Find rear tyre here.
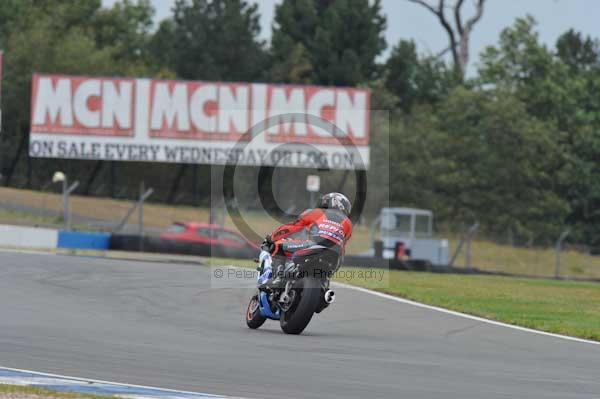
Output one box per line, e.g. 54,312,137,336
279,278,321,335
246,295,266,329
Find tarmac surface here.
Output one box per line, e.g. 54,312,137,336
0,251,598,399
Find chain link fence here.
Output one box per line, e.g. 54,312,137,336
1,176,598,281
448,226,600,280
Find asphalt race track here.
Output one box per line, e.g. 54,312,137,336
0,251,599,399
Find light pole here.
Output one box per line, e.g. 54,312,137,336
52,171,79,231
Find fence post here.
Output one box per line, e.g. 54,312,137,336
465,235,472,271
464,223,479,272
62,179,67,228
113,183,153,235
555,229,571,279
138,182,154,251
53,172,79,231
60,178,80,232
449,222,479,269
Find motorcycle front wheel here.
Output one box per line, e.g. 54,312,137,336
246,294,267,329
279,277,321,335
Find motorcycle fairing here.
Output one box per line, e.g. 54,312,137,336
259,291,280,320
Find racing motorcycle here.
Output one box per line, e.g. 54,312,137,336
245,233,341,335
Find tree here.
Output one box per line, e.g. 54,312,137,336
391,87,568,242
1,23,114,187
270,0,318,83
556,29,599,72
148,18,177,72
312,0,387,85
479,16,554,91
163,0,267,81
554,32,600,245
479,17,600,245
478,17,573,133
385,39,455,111
405,0,486,80
92,0,155,73
30,0,102,30
0,0,25,46
270,42,314,84
0,0,162,188
271,0,386,86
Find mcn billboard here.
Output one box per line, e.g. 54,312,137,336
29,74,371,170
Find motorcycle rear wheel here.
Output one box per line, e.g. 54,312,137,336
279,278,321,335
246,294,267,329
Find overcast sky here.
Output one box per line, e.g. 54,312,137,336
103,0,600,69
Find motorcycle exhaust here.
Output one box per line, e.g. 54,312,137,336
324,290,336,304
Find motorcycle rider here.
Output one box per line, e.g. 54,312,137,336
258,192,353,286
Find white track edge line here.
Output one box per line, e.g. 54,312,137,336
332,281,600,346
220,264,599,346
0,366,246,399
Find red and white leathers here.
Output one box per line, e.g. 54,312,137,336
269,208,353,252
257,207,352,287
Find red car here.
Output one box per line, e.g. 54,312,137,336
160,222,259,258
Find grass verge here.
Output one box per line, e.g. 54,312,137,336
208,257,600,341
0,384,114,399
350,269,600,341
0,209,65,230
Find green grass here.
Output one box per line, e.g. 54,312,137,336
0,208,64,229
0,208,93,232
208,257,600,341
347,269,600,341
0,384,115,399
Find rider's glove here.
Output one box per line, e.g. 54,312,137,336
261,235,274,252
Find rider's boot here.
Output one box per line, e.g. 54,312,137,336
258,263,285,289
257,265,273,288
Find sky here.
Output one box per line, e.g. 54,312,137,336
103,0,600,72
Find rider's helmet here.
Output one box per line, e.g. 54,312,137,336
319,193,352,217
